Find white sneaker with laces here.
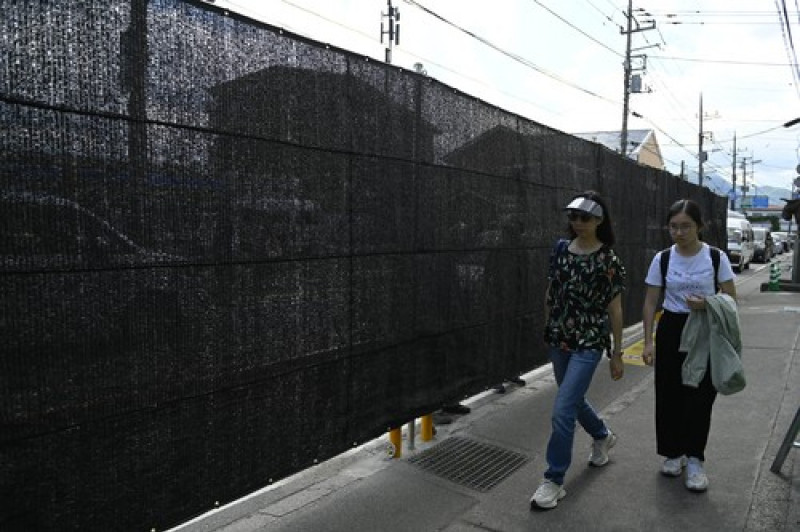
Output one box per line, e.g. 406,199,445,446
685,457,709,491
588,430,617,467
530,479,566,509
661,455,687,477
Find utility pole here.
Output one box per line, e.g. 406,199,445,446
730,132,737,210
741,157,748,211
380,0,400,64
696,95,719,187
620,0,633,155
738,155,762,210
698,94,704,186
620,0,655,155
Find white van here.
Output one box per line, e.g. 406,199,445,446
726,214,754,272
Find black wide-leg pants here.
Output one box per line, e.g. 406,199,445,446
654,310,717,461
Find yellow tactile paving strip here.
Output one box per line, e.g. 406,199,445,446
623,312,660,367
622,339,646,366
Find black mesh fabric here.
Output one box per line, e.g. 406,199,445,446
0,1,727,530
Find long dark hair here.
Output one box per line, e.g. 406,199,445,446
566,190,616,246
666,199,704,239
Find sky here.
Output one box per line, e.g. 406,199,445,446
213,0,800,195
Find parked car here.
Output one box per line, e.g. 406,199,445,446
772,231,790,253
772,232,785,255
726,215,754,271
752,227,773,263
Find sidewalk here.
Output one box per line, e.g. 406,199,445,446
173,256,800,532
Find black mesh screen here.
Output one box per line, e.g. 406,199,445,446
0,1,728,530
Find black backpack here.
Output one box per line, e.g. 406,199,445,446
660,246,721,293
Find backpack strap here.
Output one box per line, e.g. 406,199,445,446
710,246,721,293
549,238,569,278
660,245,721,292
659,247,671,290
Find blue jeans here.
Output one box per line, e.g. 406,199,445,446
544,346,608,485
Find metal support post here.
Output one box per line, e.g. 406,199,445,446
389,427,402,458
420,414,434,442
770,406,800,473
793,241,800,283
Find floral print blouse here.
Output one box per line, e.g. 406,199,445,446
544,239,626,354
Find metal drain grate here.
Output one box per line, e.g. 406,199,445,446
407,436,529,492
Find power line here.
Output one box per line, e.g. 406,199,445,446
661,21,796,25
397,50,565,118
626,109,697,162
224,0,378,45
580,0,623,27
644,69,698,136
774,0,800,99
402,0,620,104
626,5,800,171
649,55,800,66
529,0,622,57
646,9,799,16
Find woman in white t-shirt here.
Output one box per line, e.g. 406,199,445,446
641,199,736,493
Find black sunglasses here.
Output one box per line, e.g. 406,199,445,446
567,212,595,222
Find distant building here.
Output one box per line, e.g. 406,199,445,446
573,129,664,170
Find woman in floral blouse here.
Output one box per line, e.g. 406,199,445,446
531,191,627,510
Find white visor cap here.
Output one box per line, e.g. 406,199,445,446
564,197,603,218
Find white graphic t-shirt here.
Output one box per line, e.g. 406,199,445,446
644,243,735,313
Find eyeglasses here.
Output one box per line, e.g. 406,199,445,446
567,212,595,222
668,223,695,234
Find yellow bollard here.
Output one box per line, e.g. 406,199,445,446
388,427,402,458
420,414,434,442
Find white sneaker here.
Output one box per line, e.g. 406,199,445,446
530,479,566,509
588,431,617,467
661,455,687,477
685,457,709,492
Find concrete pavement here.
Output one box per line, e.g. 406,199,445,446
172,253,799,532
